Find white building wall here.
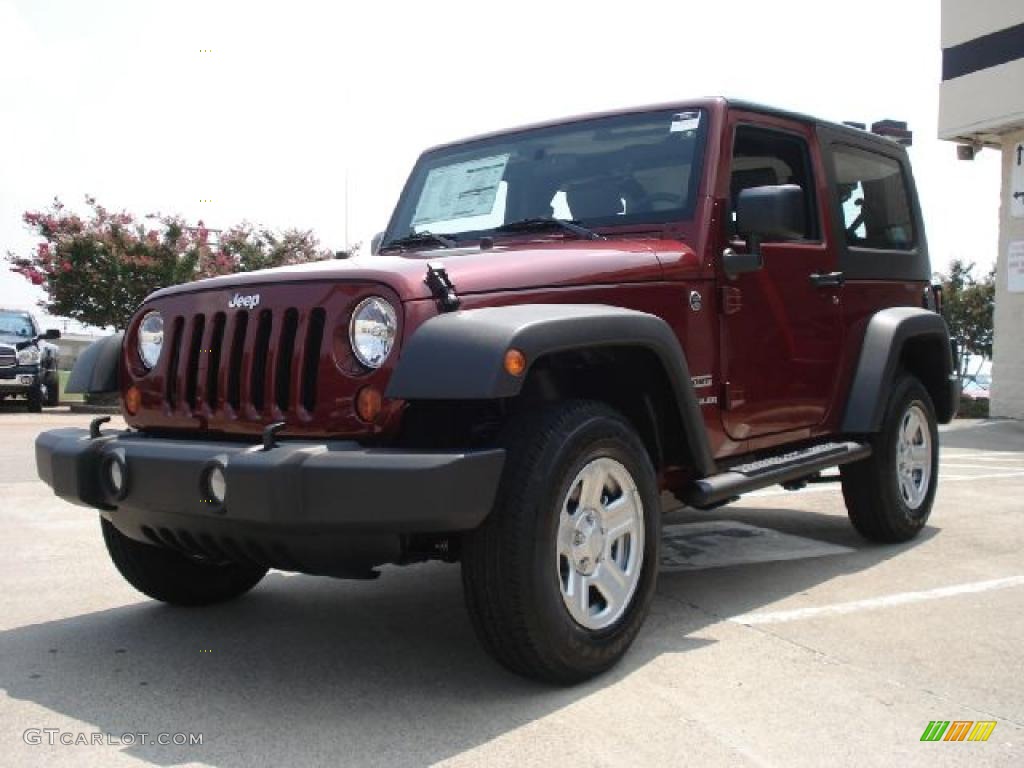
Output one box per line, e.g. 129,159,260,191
940,0,1024,419
992,128,1024,418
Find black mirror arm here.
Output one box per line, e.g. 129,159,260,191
722,244,764,279
747,233,763,260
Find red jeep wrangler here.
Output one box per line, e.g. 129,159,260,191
37,98,957,683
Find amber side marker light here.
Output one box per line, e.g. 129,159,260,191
124,386,141,415
504,348,527,377
355,386,383,422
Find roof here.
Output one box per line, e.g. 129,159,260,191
422,97,900,155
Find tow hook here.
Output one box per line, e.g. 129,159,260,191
262,421,287,451
89,416,112,439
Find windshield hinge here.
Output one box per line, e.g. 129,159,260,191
425,262,461,311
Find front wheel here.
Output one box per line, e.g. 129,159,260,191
101,518,267,605
461,401,660,684
841,374,939,542
26,385,43,413
45,371,60,407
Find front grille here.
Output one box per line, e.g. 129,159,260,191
162,307,325,419
0,346,14,369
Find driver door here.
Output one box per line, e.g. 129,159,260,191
718,114,843,441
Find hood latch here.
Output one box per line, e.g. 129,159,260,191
425,262,461,311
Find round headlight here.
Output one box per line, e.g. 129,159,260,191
349,297,397,369
137,311,164,370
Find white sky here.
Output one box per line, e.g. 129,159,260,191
0,0,1003,322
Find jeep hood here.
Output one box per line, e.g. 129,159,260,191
145,239,700,304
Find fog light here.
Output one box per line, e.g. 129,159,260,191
103,456,128,499
206,465,227,505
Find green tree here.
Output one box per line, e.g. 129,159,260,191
942,259,995,380
7,196,333,330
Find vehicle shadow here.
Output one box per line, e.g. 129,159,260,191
0,502,929,767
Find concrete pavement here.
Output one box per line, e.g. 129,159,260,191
1,410,1022,767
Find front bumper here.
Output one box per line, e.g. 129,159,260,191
0,366,39,393
36,427,505,573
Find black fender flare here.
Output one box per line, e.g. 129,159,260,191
385,304,716,477
66,333,123,394
841,307,958,432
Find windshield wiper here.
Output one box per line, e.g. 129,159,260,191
380,230,457,251
493,217,605,241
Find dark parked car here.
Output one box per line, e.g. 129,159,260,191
37,98,957,682
0,308,60,411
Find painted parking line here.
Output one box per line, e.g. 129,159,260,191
660,521,853,572
940,463,1024,471
729,576,1024,625
941,472,1024,481
943,452,1024,460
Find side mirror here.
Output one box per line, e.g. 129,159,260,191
41,328,61,341
370,231,385,256
735,184,805,256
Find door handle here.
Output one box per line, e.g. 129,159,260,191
809,271,845,288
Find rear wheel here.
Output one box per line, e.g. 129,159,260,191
101,518,267,605
461,401,660,684
841,374,939,542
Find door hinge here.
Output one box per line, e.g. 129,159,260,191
720,286,742,315
722,381,745,410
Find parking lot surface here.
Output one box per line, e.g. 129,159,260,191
1,409,1022,767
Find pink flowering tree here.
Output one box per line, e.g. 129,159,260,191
7,196,333,330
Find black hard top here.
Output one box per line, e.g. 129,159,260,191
424,97,904,155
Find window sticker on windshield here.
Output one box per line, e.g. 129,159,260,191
412,153,511,226
670,111,701,133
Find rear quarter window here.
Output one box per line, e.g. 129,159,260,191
832,145,915,250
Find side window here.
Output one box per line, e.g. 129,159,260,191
730,126,819,240
831,146,914,250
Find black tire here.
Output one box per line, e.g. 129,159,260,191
462,400,660,684
45,372,60,407
840,374,939,542
101,518,267,606
26,385,43,413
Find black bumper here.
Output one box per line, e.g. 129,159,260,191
35,427,505,573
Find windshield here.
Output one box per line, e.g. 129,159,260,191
385,108,708,246
0,311,36,337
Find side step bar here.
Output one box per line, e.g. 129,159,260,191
686,441,872,508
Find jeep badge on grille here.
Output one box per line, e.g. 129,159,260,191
228,293,260,310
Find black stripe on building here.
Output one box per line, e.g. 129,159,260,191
943,22,1024,81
